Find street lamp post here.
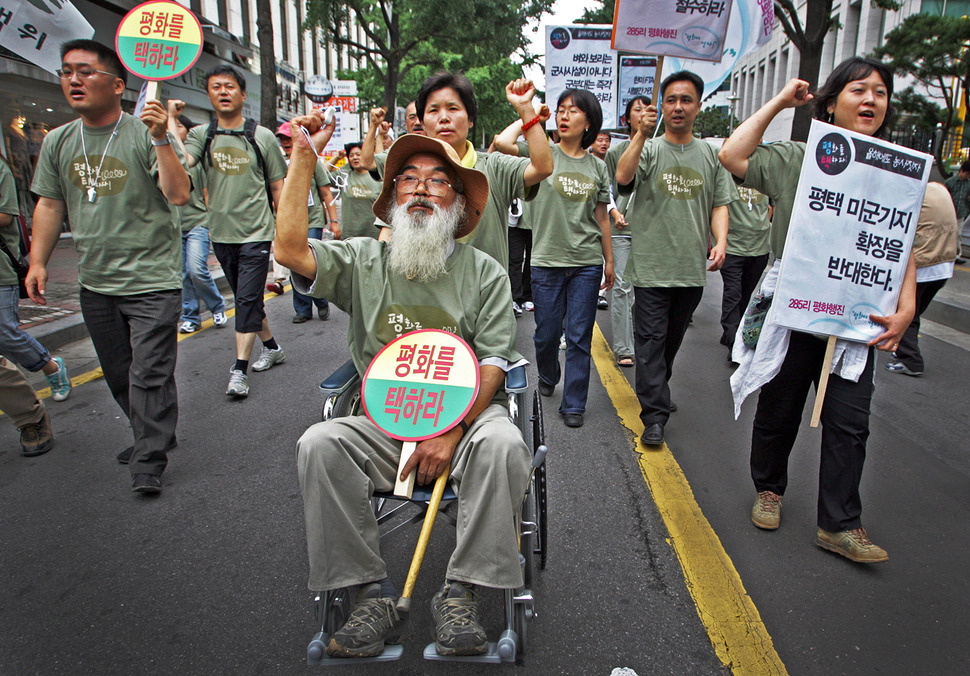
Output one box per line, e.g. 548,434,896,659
727,92,741,134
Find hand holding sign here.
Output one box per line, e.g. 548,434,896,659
635,104,658,138
139,99,169,139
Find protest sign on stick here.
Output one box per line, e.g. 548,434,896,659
115,1,204,101
360,329,480,498
546,25,618,130
770,120,932,425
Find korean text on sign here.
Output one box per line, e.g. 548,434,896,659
393,343,456,381
0,12,48,50
384,387,445,427
133,42,180,70
137,10,185,39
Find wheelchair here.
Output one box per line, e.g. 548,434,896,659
307,359,548,665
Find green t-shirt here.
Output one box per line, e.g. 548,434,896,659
0,159,21,286
338,167,382,239
375,148,532,270
308,160,332,231
605,139,634,236
174,163,209,233
528,144,610,267
739,141,804,258
30,113,181,295
184,121,288,243
294,238,522,404
726,186,771,257
621,136,737,287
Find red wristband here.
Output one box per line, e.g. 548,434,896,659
521,115,542,133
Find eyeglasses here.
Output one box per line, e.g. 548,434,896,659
393,174,456,197
56,67,120,80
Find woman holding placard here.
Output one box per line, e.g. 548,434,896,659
718,57,917,564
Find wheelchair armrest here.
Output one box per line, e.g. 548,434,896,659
319,359,360,396
504,365,528,394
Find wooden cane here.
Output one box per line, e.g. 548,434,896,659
395,471,449,616
810,335,838,427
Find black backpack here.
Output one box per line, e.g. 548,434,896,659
201,118,275,210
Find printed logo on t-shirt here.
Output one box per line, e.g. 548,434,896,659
737,187,766,204
350,185,375,199
657,167,705,200
554,172,597,202
210,146,252,175
379,304,461,345
70,155,130,196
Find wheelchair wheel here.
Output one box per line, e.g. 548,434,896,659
332,377,363,418
531,390,548,570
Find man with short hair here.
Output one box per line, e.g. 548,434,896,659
944,159,970,262
404,101,424,135
615,70,736,446
170,66,288,398
27,39,190,493
276,113,531,659
337,142,382,239
590,131,611,160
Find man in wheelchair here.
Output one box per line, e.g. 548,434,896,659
274,112,532,659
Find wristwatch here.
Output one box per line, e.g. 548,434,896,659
150,135,171,146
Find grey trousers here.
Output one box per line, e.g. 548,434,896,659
79,288,180,476
298,403,531,592
0,356,45,428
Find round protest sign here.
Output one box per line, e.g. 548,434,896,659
361,329,480,442
115,1,203,81
304,75,334,104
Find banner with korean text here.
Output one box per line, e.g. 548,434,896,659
770,120,932,342
546,25,617,130
612,0,734,62
0,0,94,75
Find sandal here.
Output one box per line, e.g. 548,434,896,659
617,356,634,368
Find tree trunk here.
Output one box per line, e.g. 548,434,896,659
255,0,277,128
383,53,399,114
788,0,833,142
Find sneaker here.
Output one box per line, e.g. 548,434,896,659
751,491,782,530
292,314,310,324
885,361,923,377
45,357,71,402
252,346,285,372
19,410,53,457
318,305,330,320
523,301,535,312
431,581,488,657
131,473,161,494
178,321,199,334
816,527,889,563
226,369,250,397
212,311,228,328
266,280,285,295
326,583,409,658
597,295,608,310
512,302,523,318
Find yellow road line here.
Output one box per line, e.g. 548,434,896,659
591,323,787,675
8,285,289,410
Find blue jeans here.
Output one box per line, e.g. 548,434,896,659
181,226,225,325
531,265,602,415
0,284,51,372
293,228,329,317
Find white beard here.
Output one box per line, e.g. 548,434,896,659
386,196,465,283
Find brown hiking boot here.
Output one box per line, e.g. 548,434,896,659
20,410,53,457
751,491,782,530
325,583,409,658
816,527,889,563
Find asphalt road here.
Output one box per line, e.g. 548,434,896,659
2,269,969,675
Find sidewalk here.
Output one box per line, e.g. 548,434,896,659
19,233,234,352
18,235,970,350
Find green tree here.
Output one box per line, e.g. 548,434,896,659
693,107,738,138
305,0,553,113
874,13,970,178
577,0,615,25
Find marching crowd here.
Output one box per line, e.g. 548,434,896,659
1,35,962,659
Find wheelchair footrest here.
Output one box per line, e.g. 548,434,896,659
307,632,404,665
422,635,517,663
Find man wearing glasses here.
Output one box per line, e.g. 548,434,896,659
27,40,190,494
275,116,530,659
